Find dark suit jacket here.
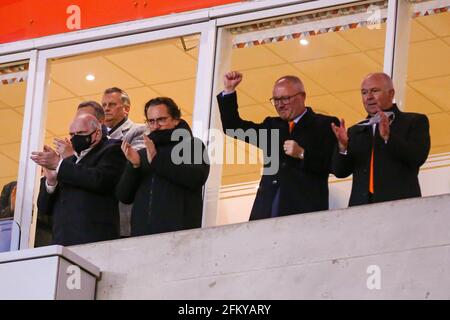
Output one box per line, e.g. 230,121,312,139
217,92,339,220
37,140,126,246
332,104,430,206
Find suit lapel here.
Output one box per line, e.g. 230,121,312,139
289,107,313,138
351,124,373,156
76,141,104,164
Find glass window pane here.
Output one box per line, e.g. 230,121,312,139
34,34,200,246
405,1,450,155
0,61,27,251
217,1,388,224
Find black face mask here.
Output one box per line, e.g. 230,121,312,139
71,130,96,155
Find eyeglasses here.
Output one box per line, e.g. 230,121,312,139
361,88,387,96
269,92,304,106
145,116,170,127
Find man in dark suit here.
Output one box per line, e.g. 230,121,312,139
52,99,139,238
217,71,339,220
31,114,126,246
331,72,430,206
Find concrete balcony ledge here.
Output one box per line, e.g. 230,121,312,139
71,193,450,299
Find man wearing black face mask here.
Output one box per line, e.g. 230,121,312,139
53,101,111,159
31,114,126,246
49,99,143,239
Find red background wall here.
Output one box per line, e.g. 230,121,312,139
0,0,242,44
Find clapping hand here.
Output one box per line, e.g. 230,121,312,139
378,111,390,142
30,145,60,170
54,137,74,159
121,140,141,168
331,119,349,152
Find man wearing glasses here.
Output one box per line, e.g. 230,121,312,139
217,71,339,220
331,73,430,206
116,97,209,236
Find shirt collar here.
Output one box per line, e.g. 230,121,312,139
107,117,127,136
74,147,94,163
292,108,308,124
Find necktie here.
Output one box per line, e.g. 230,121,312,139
288,121,295,133
369,146,374,194
369,125,376,194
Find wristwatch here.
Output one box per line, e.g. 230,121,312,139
298,151,304,159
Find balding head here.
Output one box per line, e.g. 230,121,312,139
77,101,105,122
70,113,100,132
361,72,395,115
362,73,394,90
271,75,307,121
69,114,102,153
275,75,305,93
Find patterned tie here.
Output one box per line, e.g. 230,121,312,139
289,121,295,133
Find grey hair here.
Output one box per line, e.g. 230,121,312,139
78,101,105,121
363,72,394,90
88,118,101,132
274,75,305,92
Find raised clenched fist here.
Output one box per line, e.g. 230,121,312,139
223,71,243,93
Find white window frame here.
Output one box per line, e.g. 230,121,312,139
204,0,399,226
1,0,407,248
14,21,217,249
0,51,38,250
